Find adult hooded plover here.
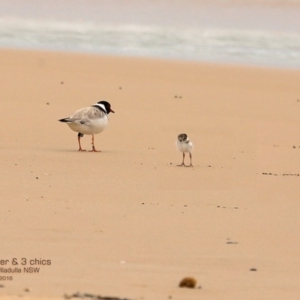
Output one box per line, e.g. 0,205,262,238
59,100,115,152
176,133,193,167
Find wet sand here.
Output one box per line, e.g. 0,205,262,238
1,48,300,300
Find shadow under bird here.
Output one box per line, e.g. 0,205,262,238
176,133,193,167
58,100,115,152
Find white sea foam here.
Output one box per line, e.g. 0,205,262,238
1,18,299,69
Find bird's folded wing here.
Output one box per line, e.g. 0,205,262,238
70,107,106,124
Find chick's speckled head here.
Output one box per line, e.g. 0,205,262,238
178,133,188,142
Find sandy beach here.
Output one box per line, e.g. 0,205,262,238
1,48,300,300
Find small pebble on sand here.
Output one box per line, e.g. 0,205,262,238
179,277,197,288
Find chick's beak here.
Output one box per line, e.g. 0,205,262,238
110,108,115,113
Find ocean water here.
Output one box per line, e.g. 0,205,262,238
0,0,300,69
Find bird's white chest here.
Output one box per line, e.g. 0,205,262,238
68,116,108,135
177,140,193,153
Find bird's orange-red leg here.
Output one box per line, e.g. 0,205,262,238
89,134,101,152
78,135,86,152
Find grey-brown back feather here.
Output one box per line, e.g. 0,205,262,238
70,106,106,123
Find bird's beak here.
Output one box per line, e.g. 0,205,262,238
110,108,115,113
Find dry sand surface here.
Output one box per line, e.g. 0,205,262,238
1,48,300,300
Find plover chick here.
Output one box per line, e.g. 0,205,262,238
176,133,193,167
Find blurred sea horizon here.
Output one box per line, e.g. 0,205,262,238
1,0,300,69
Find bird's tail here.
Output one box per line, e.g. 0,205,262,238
58,118,72,123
